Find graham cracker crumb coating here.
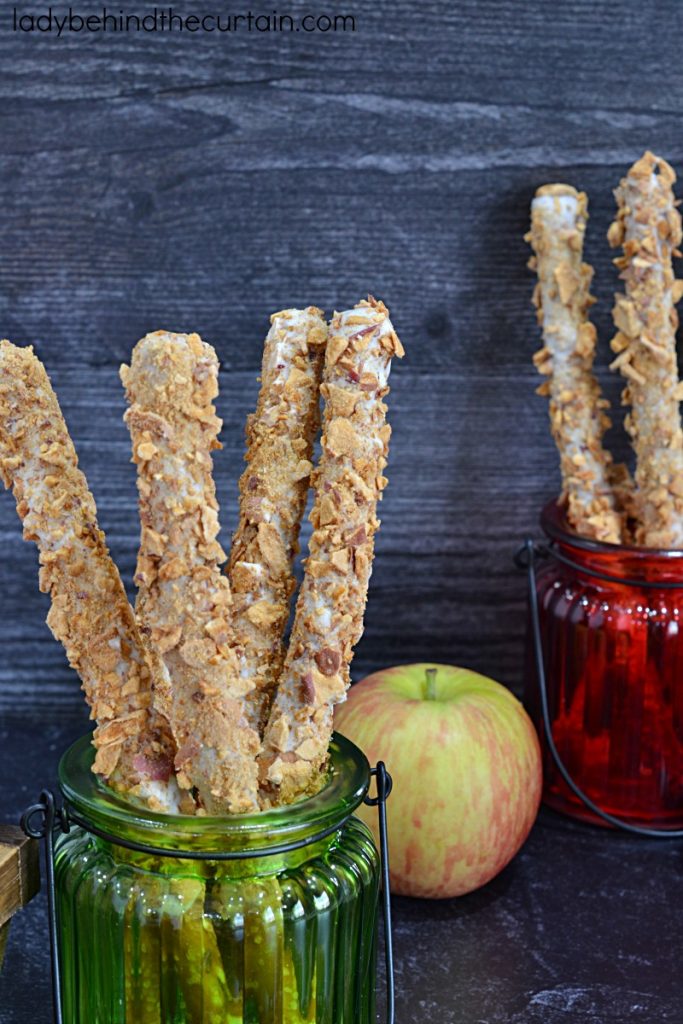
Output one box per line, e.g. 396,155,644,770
121,331,260,814
0,340,183,812
527,184,625,544
608,152,683,548
229,307,327,733
258,297,404,806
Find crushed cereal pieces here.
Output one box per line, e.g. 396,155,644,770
608,152,683,547
228,308,327,733
0,340,184,813
121,331,261,813
527,184,627,543
258,296,403,806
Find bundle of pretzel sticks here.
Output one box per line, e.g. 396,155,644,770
0,296,404,815
527,150,683,549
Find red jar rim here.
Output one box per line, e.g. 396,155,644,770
541,498,683,556
540,497,683,583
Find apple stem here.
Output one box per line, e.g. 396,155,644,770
424,667,438,701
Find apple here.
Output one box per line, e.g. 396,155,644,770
334,663,542,899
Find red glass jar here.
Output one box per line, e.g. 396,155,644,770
523,499,683,829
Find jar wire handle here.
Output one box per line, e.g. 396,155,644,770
20,790,68,1024
365,762,395,1024
517,537,683,839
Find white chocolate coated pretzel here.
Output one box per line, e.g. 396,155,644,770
259,298,404,806
122,331,261,813
0,340,183,812
229,307,327,733
609,152,683,548
528,184,625,543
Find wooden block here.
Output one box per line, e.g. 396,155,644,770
0,825,40,929
0,920,9,971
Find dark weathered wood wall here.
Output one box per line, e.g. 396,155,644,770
2,0,683,719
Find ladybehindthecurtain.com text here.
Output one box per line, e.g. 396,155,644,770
11,6,357,36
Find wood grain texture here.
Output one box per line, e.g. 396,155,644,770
0,827,39,927
1,0,683,718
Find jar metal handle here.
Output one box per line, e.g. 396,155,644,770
21,764,396,1024
364,761,395,1024
517,537,683,839
21,790,67,1024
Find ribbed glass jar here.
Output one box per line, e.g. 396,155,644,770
523,499,683,829
54,733,380,1024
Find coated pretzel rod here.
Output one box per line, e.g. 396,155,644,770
259,297,404,806
527,184,625,543
0,341,183,812
228,307,327,732
121,332,261,814
608,151,683,548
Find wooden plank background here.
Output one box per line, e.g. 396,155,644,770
2,0,683,718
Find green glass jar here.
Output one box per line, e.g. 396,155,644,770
54,733,381,1024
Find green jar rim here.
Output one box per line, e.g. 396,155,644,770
58,731,370,855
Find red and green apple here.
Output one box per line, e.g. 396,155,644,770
335,663,542,899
